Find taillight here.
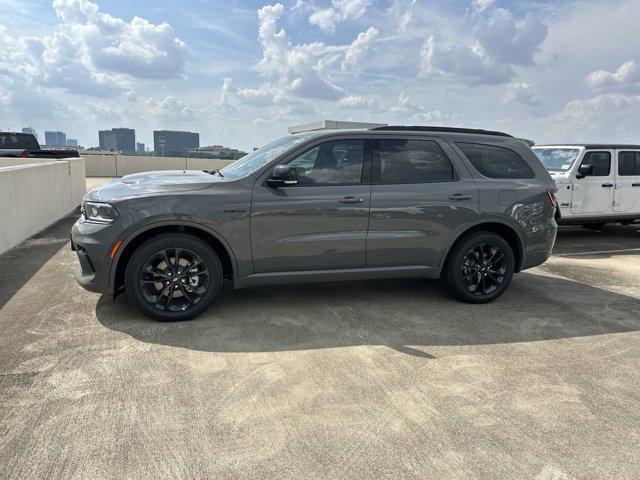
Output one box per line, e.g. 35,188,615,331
547,188,558,208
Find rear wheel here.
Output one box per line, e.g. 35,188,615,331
444,232,515,304
125,233,223,321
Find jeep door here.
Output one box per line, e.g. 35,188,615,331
613,151,640,213
570,150,615,215
366,136,478,267
251,137,372,273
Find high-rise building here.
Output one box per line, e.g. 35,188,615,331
98,128,135,153
66,139,78,147
154,130,199,157
136,142,145,153
45,131,66,147
22,127,38,141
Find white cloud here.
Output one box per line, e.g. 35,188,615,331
342,27,379,70
52,0,187,80
420,5,547,86
147,96,194,119
309,0,373,33
586,60,640,88
505,82,540,106
338,95,377,109
476,9,546,66
540,93,640,140
471,0,495,14
421,36,513,85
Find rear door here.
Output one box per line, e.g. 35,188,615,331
251,137,372,273
570,150,614,214
366,136,478,267
613,150,640,213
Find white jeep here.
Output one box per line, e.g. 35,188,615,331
533,144,640,228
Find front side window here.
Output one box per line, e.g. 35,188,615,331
456,143,534,179
287,139,364,185
618,151,640,176
376,139,456,184
581,151,611,176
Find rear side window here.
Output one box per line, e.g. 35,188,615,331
581,151,611,176
376,139,456,184
618,151,640,176
456,143,534,179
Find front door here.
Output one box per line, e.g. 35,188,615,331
570,150,614,215
613,150,640,213
251,138,371,273
367,137,478,267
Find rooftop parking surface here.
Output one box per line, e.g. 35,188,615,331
0,211,639,479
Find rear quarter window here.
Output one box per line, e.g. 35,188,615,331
456,142,535,179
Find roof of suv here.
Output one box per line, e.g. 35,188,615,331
369,125,513,137
535,144,640,150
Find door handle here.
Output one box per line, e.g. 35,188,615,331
338,196,364,204
601,183,614,188
448,194,472,201
632,183,640,187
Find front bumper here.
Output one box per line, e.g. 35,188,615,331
71,217,120,294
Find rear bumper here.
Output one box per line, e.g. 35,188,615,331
521,218,557,270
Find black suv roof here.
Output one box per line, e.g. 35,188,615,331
369,126,513,138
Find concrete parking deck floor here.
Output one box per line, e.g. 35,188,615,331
1,215,639,479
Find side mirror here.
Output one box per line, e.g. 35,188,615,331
266,165,298,188
576,164,593,179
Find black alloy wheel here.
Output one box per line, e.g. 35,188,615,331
125,233,223,321
460,243,507,296
140,248,209,312
445,231,515,304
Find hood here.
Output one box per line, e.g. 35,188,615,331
85,170,222,202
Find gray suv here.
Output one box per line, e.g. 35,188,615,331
72,126,558,321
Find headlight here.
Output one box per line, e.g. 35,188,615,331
83,201,118,224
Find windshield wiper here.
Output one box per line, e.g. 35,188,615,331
205,169,224,178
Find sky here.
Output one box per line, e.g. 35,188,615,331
1,0,640,151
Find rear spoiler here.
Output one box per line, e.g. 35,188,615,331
520,138,535,147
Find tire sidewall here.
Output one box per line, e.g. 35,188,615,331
125,234,223,321
446,232,515,304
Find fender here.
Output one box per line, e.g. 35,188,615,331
439,218,526,272
108,219,239,288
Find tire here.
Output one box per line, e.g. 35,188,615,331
125,233,223,321
444,231,515,304
581,223,606,230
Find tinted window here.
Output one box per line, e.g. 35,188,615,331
0,133,40,150
456,143,534,179
581,151,610,176
377,139,456,184
287,139,364,185
618,151,640,176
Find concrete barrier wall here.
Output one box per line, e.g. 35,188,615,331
0,158,85,254
83,153,235,177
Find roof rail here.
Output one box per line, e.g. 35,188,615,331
369,125,513,138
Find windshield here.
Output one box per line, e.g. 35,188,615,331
219,134,313,180
533,148,581,172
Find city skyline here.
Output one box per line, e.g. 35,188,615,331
2,0,640,151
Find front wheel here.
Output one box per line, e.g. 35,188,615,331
125,233,223,321
444,232,515,304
